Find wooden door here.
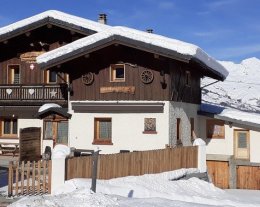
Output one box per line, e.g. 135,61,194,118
207,160,229,189
234,130,249,160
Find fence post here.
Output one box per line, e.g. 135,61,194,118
8,161,13,197
91,150,101,193
193,138,207,173
51,157,66,194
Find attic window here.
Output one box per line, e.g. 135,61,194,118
110,64,125,82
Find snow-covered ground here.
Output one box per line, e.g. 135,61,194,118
7,169,260,207
201,57,260,123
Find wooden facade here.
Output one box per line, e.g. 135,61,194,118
0,23,87,105
57,44,202,104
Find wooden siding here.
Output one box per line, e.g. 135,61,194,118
0,24,85,85
59,44,202,103
66,147,198,180
19,127,41,162
207,160,229,189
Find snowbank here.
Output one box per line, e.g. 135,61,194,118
9,168,260,207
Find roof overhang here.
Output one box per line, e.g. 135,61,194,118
35,107,71,119
37,33,225,81
198,110,260,131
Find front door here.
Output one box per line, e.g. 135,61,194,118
44,120,68,147
234,130,249,160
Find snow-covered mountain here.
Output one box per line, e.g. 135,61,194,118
202,57,260,113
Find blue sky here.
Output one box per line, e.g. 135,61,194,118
0,0,259,63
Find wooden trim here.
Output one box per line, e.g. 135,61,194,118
93,117,113,145
143,131,157,134
7,64,20,84
0,119,18,138
234,129,250,160
110,64,125,82
206,119,225,139
72,102,164,113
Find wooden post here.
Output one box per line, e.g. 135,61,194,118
21,161,24,195
26,161,30,194
8,161,13,197
15,161,19,195
48,160,52,194
37,160,41,194
91,150,100,193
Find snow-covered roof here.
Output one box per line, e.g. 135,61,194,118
0,10,111,41
36,24,228,80
0,9,228,80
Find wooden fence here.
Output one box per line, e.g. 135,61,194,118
66,146,198,180
8,160,51,196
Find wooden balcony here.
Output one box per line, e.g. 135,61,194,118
0,84,68,104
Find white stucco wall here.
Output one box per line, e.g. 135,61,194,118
169,102,200,146
250,130,260,163
198,116,234,156
69,101,169,154
198,115,260,163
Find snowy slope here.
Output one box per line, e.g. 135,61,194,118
202,57,260,121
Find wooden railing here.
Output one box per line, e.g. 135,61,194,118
8,160,51,196
0,84,68,101
66,146,198,180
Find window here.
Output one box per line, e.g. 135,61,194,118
185,71,191,86
45,70,57,83
93,118,113,145
110,64,125,82
206,119,225,139
177,118,182,144
190,118,195,141
8,65,20,84
143,118,157,134
44,120,68,145
0,119,18,137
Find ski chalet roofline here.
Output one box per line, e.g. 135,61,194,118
0,10,111,42
26,11,228,81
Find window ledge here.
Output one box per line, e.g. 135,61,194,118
143,131,157,134
0,136,18,139
92,139,113,145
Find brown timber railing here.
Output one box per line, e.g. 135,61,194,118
0,84,67,101
8,160,51,196
66,146,198,180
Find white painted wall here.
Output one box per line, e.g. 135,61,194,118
198,116,233,156
198,115,260,163
250,130,260,163
69,101,169,154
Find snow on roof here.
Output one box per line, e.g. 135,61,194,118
200,103,260,128
0,10,111,40
38,103,62,112
31,11,228,80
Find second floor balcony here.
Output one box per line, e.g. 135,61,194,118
0,84,68,105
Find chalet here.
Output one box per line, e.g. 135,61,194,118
0,10,228,155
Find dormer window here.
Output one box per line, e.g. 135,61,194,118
110,64,125,82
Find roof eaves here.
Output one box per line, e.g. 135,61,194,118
198,110,260,130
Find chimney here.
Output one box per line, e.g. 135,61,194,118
98,13,107,24
146,29,153,33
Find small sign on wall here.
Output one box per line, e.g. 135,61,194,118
100,86,135,94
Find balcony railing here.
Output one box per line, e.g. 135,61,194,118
0,84,68,102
